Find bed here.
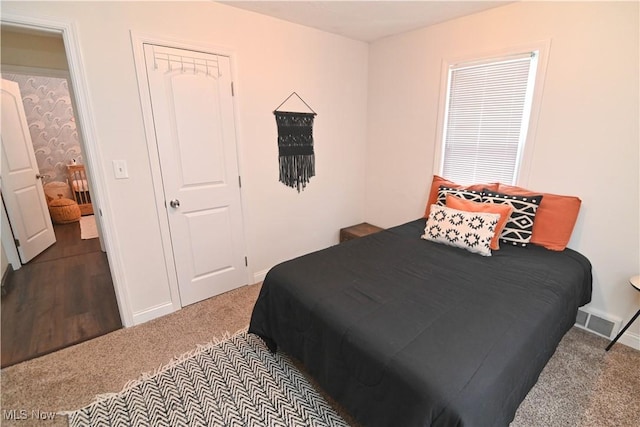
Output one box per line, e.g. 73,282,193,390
67,164,94,216
248,218,592,426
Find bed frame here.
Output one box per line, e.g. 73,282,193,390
67,164,93,216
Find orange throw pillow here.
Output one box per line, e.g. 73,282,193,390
445,194,513,250
498,184,581,251
424,175,499,217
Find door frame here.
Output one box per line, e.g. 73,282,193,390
130,31,250,310
1,13,133,326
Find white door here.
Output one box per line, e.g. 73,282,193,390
143,44,247,306
1,79,56,263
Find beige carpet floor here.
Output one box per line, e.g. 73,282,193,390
1,282,639,426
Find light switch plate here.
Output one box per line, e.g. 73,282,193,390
113,160,129,179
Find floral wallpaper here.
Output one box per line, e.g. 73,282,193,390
2,74,83,184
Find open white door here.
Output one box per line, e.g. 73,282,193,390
143,44,247,306
1,78,56,263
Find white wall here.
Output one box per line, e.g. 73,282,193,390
365,1,639,346
2,1,368,324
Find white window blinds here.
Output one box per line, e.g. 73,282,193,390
440,53,538,185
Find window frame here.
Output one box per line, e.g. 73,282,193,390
432,41,551,187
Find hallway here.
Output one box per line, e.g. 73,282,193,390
1,221,121,368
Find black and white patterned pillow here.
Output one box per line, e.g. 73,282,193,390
437,186,484,206
422,204,500,256
482,189,543,247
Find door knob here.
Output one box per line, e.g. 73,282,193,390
169,199,180,208
36,174,50,180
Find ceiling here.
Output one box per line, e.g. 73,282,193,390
219,1,514,42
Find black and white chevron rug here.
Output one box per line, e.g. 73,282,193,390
64,332,349,426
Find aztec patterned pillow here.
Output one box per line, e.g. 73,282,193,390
422,204,500,256
436,186,484,206
482,189,543,247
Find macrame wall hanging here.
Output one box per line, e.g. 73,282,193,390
273,92,317,192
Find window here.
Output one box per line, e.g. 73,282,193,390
435,47,546,185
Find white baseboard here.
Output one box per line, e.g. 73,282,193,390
617,330,640,350
132,301,175,325
253,268,270,284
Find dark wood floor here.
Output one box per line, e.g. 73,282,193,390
1,220,122,368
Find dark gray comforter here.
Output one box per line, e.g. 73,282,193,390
249,219,592,426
